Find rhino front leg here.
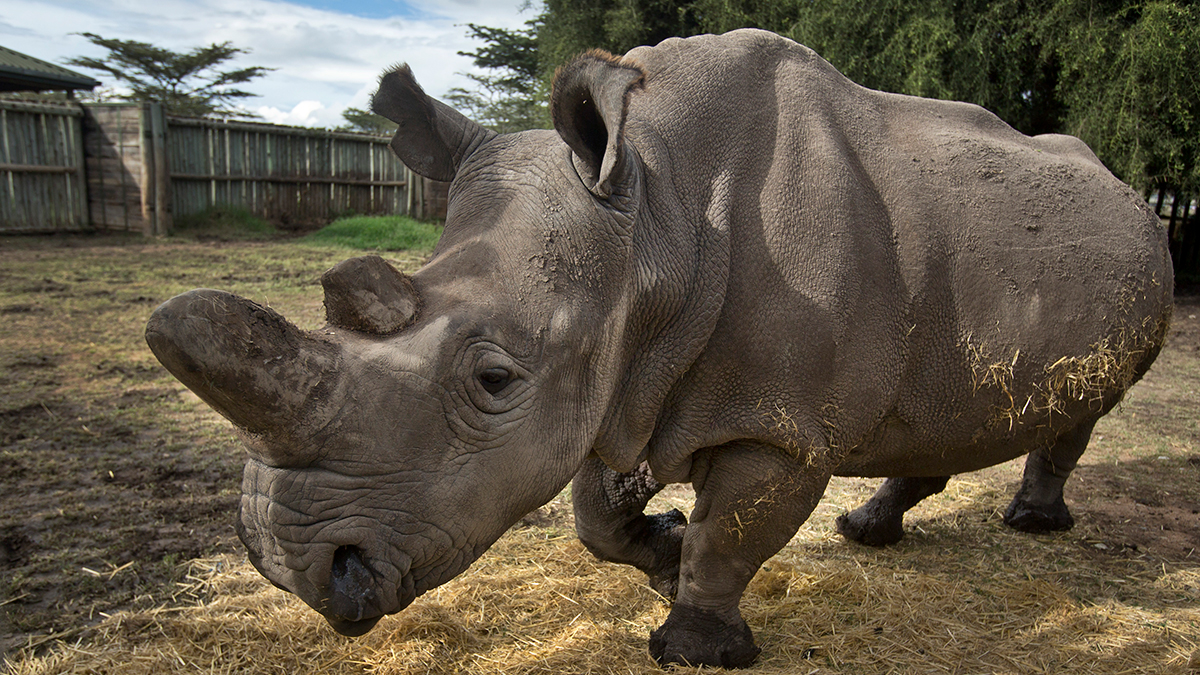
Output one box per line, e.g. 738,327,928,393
649,442,829,668
835,476,951,546
572,455,687,599
1004,420,1095,532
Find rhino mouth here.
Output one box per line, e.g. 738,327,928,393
236,511,417,637
327,614,384,637
324,545,386,628
321,545,416,635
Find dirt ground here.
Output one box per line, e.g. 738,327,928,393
1,234,1197,664
0,235,427,657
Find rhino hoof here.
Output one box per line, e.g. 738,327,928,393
835,509,904,546
1003,498,1075,532
648,570,679,601
648,604,760,668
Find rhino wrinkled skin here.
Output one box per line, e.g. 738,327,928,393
145,30,1172,667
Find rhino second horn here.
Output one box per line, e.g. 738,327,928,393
321,256,419,334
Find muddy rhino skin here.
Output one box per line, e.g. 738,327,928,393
145,29,1173,667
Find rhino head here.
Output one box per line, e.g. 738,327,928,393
145,55,673,636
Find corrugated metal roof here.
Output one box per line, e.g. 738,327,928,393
0,45,100,92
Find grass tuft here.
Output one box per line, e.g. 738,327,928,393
303,215,443,252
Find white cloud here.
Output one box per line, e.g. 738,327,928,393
0,0,536,128
256,99,329,127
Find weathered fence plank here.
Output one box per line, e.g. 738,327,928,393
7,101,455,235
0,100,87,233
164,116,415,228
83,104,148,233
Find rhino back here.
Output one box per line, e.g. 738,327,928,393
857,88,1172,475
619,30,1171,481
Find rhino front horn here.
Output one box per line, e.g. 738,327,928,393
145,290,339,448
321,256,419,334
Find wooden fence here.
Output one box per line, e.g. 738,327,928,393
0,100,87,232
83,104,167,234
2,102,446,236
166,115,412,230
1149,188,1200,281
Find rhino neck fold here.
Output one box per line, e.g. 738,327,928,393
591,183,731,477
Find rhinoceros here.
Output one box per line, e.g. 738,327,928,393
145,29,1172,668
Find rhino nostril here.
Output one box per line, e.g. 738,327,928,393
329,546,379,623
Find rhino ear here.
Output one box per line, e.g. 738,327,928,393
371,65,496,182
550,50,645,199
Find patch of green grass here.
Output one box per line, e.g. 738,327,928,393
172,205,278,241
303,215,443,252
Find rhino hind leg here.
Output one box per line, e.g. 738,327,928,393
572,456,686,599
1004,420,1095,532
835,476,951,546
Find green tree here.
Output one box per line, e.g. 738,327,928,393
338,107,397,135
1048,1,1200,193
468,0,1198,194
445,22,549,133
537,0,704,71
66,33,272,118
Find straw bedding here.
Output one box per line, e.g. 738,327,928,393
7,475,1196,675
969,314,1172,433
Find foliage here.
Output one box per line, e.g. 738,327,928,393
445,22,549,132
338,106,397,135
303,215,444,252
537,0,704,66
66,33,272,118
458,0,1199,193
459,23,542,94
1048,1,1200,193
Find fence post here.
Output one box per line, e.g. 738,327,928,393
136,102,173,236
413,169,426,220
139,103,154,236
72,103,89,229
405,165,414,218
149,102,172,235
1181,196,1197,276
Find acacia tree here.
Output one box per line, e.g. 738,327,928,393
67,33,272,118
444,23,548,133
338,107,397,135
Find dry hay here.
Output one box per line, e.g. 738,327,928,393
6,472,1197,675
1039,314,1168,416
966,313,1171,432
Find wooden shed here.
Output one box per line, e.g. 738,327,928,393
0,45,100,93
0,46,99,232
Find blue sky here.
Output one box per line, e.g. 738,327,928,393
289,0,442,20
0,0,535,127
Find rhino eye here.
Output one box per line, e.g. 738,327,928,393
478,367,513,395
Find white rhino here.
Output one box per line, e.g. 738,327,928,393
146,29,1172,667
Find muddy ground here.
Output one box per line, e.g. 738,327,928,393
1,235,1197,662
